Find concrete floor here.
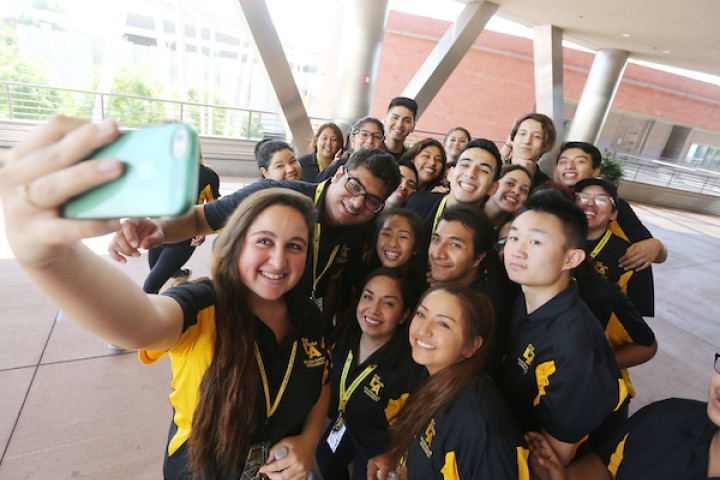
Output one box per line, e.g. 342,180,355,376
0,180,718,479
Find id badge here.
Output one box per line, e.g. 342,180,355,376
326,414,347,453
314,296,324,312
240,441,269,480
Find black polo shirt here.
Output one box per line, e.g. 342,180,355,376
405,375,529,479
587,229,655,317
203,178,364,300
500,283,628,445
406,191,447,239
298,152,321,182
318,329,426,479
144,281,329,479
613,198,652,243
593,398,719,480
576,269,656,398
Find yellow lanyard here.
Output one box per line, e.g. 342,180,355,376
312,182,340,299
254,340,298,419
431,195,450,236
590,229,613,259
315,152,325,173
338,350,377,412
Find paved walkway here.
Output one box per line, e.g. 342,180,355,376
0,180,718,478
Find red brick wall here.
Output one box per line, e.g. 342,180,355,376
371,11,720,140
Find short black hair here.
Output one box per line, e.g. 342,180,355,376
558,141,603,169
437,204,494,259
397,157,419,184
346,148,402,200
256,138,294,171
519,187,588,250
459,138,502,181
388,97,418,120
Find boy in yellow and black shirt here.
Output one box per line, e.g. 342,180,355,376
500,188,628,466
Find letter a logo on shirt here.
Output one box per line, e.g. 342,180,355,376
301,338,322,358
517,344,535,375
369,374,384,395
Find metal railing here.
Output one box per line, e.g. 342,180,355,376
0,81,286,140
617,152,720,196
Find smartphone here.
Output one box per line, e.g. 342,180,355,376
62,123,200,219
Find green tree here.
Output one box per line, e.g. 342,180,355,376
103,66,167,128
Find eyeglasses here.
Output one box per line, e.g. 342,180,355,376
576,192,615,208
353,129,385,143
715,353,720,375
344,172,385,213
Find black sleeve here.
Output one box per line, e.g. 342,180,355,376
616,199,652,242
161,280,216,332
610,282,655,345
203,178,295,231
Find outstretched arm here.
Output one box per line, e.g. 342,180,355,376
1,116,184,350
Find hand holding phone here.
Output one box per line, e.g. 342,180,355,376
62,123,200,219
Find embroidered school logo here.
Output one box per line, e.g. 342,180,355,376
301,338,325,368
594,260,609,278
517,344,536,375
419,419,436,458
364,374,383,401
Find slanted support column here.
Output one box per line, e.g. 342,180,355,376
533,24,565,176
567,48,630,144
235,0,314,153
402,1,498,120
330,0,390,133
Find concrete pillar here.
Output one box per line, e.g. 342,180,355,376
402,1,498,120
566,48,630,144
330,0,390,133
234,0,314,153
533,24,564,176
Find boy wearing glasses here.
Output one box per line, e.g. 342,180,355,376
555,142,667,287
108,148,400,320
575,177,654,318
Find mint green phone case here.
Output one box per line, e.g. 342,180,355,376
62,123,200,219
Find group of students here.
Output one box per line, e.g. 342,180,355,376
1,101,717,480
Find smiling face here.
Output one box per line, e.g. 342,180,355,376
511,119,546,169
429,219,483,286
376,214,417,269
556,148,599,187
316,127,341,161
448,147,499,206
409,289,480,376
324,166,387,227
384,106,415,144
386,164,418,207
503,210,585,297
350,121,384,152
356,275,408,345
445,129,470,160
489,169,532,214
237,205,309,305
412,145,445,189
576,185,617,238
260,148,301,181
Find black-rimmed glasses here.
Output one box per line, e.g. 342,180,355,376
715,353,720,375
353,129,385,142
344,172,385,213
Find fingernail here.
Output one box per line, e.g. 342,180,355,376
97,158,121,173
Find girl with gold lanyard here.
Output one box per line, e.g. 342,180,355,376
369,286,529,480
1,118,330,480
316,269,425,480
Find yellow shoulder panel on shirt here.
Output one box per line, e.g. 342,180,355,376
533,360,557,407
440,451,459,480
607,432,630,476
384,393,410,424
